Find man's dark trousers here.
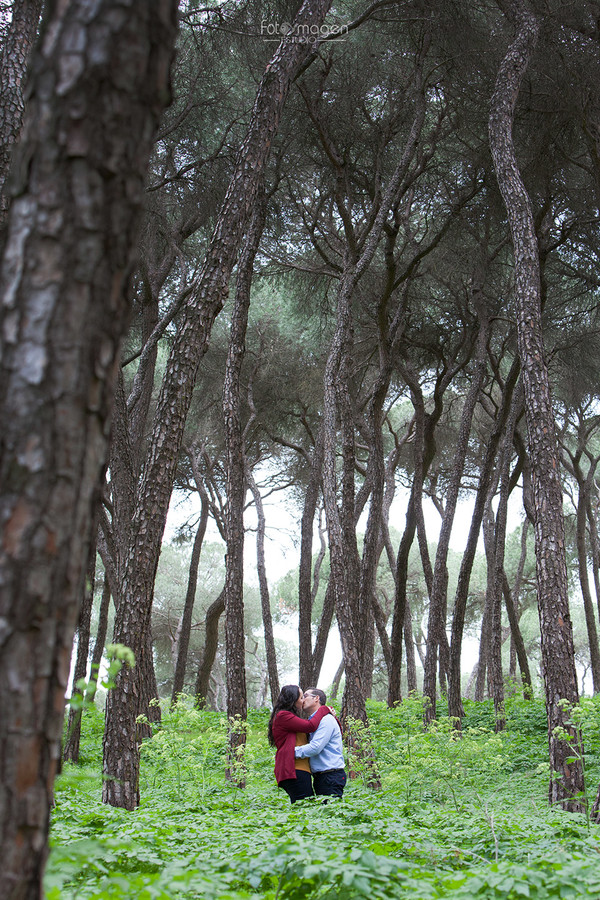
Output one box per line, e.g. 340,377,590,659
313,768,346,798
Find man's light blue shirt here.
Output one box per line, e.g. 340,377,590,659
294,710,345,773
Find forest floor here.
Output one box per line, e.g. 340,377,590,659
47,695,600,899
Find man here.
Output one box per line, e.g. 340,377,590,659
294,688,347,799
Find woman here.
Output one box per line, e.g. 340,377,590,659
267,684,331,803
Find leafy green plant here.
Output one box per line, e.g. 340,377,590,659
68,644,135,716
47,697,600,900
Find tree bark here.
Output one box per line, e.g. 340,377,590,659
298,430,324,687
321,270,365,725
0,0,178,893
247,469,280,705
574,476,600,693
388,399,432,704
586,497,600,625
447,358,520,721
63,547,96,763
102,0,333,809
488,410,521,732
388,357,455,706
475,581,493,702
423,314,489,722
489,0,584,809
562,436,600,694
0,0,44,237
404,598,417,693
311,577,336,685
171,487,209,705
501,570,532,694
221,184,267,777
86,576,111,705
195,590,226,707
139,628,160,731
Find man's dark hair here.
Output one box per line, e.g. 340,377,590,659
306,687,326,706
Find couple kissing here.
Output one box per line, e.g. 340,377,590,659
267,685,346,803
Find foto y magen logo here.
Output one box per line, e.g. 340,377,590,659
260,21,348,43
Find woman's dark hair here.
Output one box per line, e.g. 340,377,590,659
267,684,301,746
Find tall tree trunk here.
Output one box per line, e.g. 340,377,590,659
475,582,493,702
322,95,426,745
388,489,416,705
0,0,44,237
247,469,280,705
593,783,600,825
86,577,111,705
102,0,333,809
358,242,402,691
63,548,96,763
171,486,209,705
572,467,600,693
138,629,160,733
388,360,453,706
489,0,584,809
322,271,365,726
330,658,345,700
586,497,600,624
423,314,489,722
0,0,178,894
488,404,521,732
447,358,520,721
372,594,392,674
222,185,267,777
501,571,532,694
404,599,418,694
389,394,435,706
107,372,162,729
298,430,324,687
195,590,226,707
311,577,336,685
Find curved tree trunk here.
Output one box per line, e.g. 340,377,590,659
195,590,226,707
171,480,209,705
573,469,600,693
102,0,333,809
388,364,450,706
423,314,489,722
501,571,532,695
102,0,330,809
311,577,337,685
247,469,280,705
489,0,584,809
475,570,493,702
388,490,417,705
330,658,345,700
404,599,417,693
222,184,267,779
447,359,520,721
86,577,111,705
139,629,161,732
0,0,178,893
586,497,600,625
388,396,433,706
322,271,365,725
63,548,96,764
298,430,324,687
488,405,521,732
372,594,392,673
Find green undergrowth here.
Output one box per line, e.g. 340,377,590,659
47,695,600,899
